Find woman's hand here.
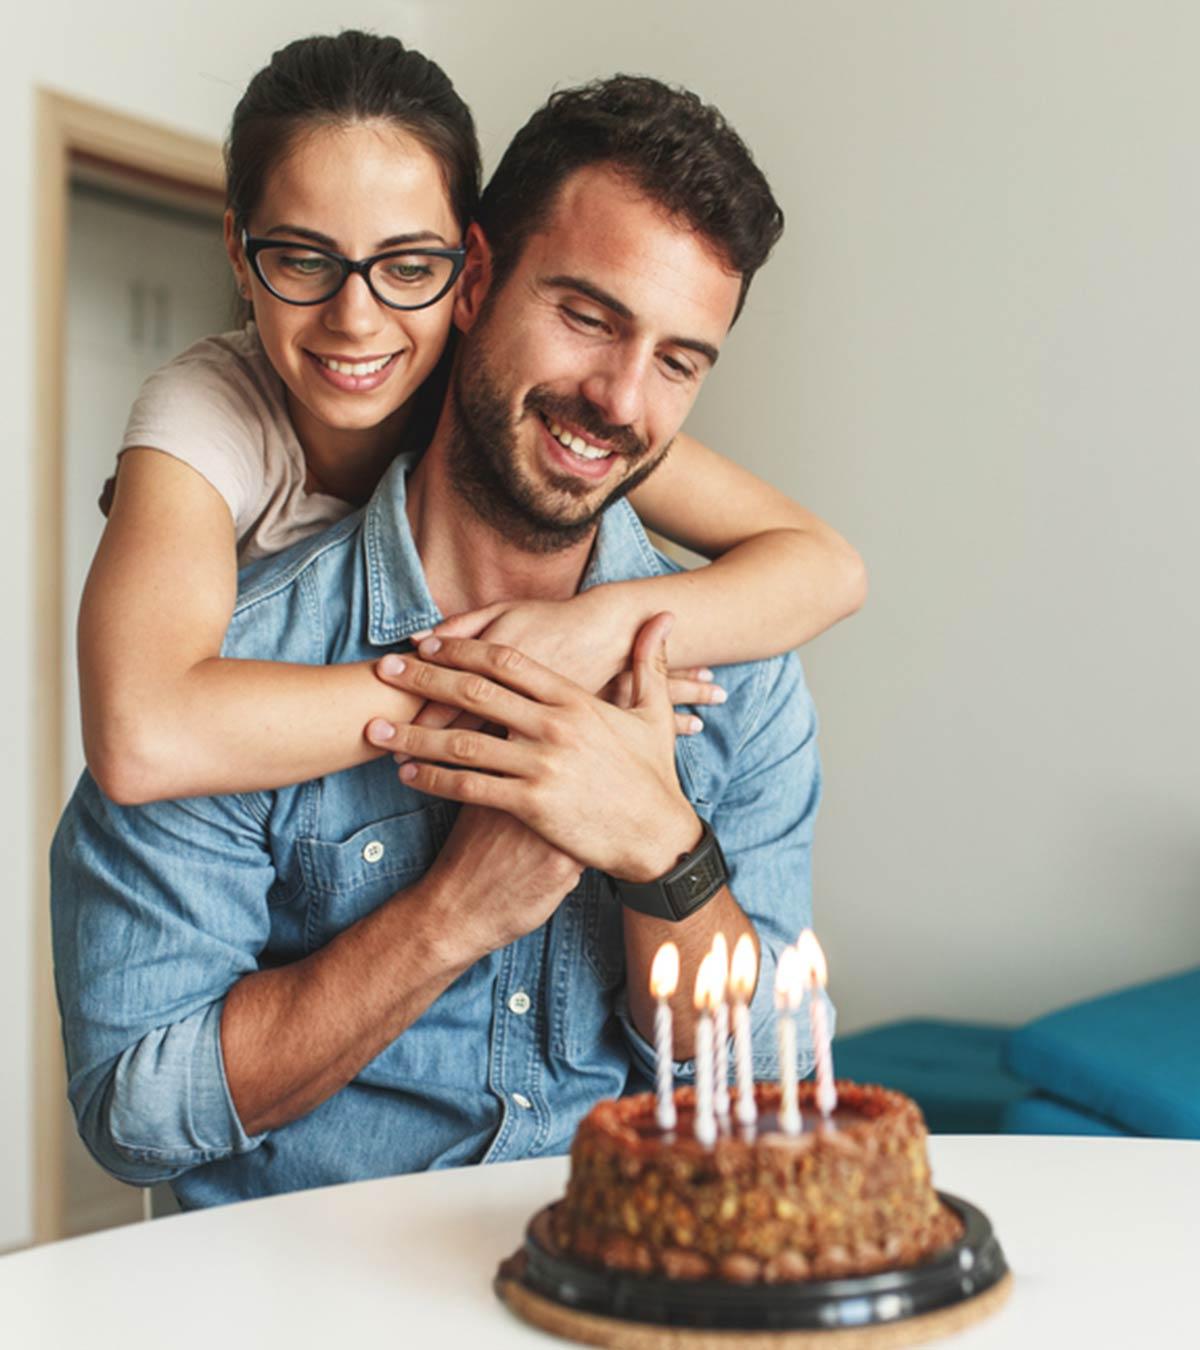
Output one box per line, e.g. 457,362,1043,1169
367,590,727,753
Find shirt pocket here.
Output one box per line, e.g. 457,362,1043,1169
295,804,451,949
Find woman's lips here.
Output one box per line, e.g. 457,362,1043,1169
306,349,402,393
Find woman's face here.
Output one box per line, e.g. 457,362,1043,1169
225,120,461,449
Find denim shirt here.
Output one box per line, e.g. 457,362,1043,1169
52,453,822,1208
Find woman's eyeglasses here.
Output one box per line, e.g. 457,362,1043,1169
242,230,466,311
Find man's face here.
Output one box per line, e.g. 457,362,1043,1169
448,164,743,551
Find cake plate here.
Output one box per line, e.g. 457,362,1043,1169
495,1192,1012,1349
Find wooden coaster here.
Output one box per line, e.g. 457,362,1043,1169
495,1252,1013,1350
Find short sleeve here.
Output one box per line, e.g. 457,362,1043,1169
120,335,269,531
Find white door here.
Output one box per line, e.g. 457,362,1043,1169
60,178,230,1235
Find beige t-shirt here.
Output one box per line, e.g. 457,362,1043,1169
120,325,353,563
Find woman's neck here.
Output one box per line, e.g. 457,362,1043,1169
287,388,411,506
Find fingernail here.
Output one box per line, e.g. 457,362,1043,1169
697,668,715,683
367,719,395,743
689,715,704,734
418,637,442,657
379,654,406,676
392,752,411,765
399,763,418,782
710,686,727,704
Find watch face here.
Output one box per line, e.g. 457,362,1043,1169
665,829,729,918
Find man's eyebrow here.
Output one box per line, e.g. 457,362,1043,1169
264,224,451,250
543,273,720,367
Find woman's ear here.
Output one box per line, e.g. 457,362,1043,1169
223,210,252,299
453,223,493,334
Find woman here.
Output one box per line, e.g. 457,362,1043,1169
79,30,865,806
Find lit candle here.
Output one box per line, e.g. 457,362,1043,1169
693,953,718,1146
730,934,758,1128
711,933,731,1121
797,929,837,1118
650,942,681,1132
775,945,804,1136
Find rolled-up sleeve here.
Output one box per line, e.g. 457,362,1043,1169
619,651,827,1082
51,776,272,1184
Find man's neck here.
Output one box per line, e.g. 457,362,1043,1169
405,441,597,618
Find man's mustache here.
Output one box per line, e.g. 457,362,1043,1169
525,388,647,460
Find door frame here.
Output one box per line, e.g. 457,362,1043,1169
31,90,223,1243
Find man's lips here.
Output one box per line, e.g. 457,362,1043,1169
539,411,617,461
536,412,620,481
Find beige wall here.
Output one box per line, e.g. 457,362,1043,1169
5,0,1198,1248
413,0,1200,1024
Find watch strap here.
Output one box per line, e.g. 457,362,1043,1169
610,818,730,922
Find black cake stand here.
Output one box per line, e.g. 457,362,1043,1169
495,1192,1012,1348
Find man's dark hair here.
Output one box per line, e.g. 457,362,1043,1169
477,75,783,323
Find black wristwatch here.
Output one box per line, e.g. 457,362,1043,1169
609,818,730,922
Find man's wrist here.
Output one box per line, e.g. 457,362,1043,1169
398,873,487,979
624,805,704,884
610,815,729,923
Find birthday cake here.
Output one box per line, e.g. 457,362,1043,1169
549,1080,963,1283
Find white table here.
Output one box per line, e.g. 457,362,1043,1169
1,1136,1195,1347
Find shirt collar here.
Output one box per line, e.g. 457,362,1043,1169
363,452,667,647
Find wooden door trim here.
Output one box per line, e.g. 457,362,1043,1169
31,89,223,1245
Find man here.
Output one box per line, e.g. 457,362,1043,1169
53,76,821,1206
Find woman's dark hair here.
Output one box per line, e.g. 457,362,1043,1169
477,75,783,324
225,30,481,236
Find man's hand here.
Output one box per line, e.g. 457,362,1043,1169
419,804,583,964
377,613,702,882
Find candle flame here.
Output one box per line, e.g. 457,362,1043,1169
774,944,805,1011
795,929,828,989
710,932,729,1000
650,942,681,999
729,934,757,1001
693,951,721,1012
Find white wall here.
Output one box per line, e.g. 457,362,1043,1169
4,0,1198,1247
411,0,1200,1024
0,0,430,1253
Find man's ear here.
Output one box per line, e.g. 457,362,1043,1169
453,223,493,334
223,210,252,299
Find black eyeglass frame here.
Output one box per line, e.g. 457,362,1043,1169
241,229,467,311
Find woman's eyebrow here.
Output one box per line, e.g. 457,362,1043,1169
263,224,451,249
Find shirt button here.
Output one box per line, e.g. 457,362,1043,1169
362,841,385,864
512,1093,532,1110
507,991,531,1016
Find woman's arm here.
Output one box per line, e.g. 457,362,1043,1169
409,433,866,693
79,449,423,805
622,432,867,667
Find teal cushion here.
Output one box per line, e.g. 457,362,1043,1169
1001,1092,1128,1137
834,1019,1030,1133
1002,967,1200,1139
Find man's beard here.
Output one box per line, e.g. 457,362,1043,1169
447,340,668,555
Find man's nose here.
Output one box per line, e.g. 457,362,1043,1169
321,272,386,340
580,344,649,433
